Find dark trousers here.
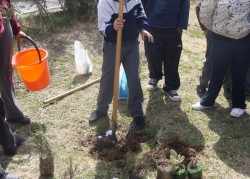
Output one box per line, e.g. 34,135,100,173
245,67,250,93
0,167,7,178
97,40,143,118
198,30,232,89
0,98,16,155
0,20,24,119
201,33,250,109
144,27,182,91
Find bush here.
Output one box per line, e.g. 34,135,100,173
64,0,98,21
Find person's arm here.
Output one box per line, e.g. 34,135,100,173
196,2,207,31
140,29,154,43
0,12,4,38
136,2,148,32
5,0,21,36
97,0,117,42
10,13,21,36
136,2,154,43
199,0,217,31
178,0,190,30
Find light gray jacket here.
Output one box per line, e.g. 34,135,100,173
200,0,250,39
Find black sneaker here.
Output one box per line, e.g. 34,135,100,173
163,89,181,101
7,116,30,125
15,135,25,147
147,78,159,90
224,88,232,100
196,85,207,98
133,116,145,130
3,135,25,156
246,91,250,96
89,110,107,123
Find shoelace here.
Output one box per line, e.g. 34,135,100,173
150,79,158,83
170,90,178,95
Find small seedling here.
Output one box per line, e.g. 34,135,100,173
170,149,186,179
170,149,185,171
187,157,203,179
190,157,198,168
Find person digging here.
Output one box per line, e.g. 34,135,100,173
89,0,154,130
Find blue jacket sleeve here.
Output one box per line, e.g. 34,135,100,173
178,0,190,29
136,2,149,31
105,23,117,42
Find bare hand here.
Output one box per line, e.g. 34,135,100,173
16,31,26,42
140,29,154,43
204,30,208,37
177,28,183,36
114,18,125,31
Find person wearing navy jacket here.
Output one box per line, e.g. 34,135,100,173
89,0,154,130
142,0,190,102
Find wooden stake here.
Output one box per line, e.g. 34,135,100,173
43,78,100,104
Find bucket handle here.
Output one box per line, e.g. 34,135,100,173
18,35,42,63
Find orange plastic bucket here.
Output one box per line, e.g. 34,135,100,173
12,36,50,91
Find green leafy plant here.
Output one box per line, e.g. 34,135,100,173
187,157,203,179
170,149,185,171
170,149,186,179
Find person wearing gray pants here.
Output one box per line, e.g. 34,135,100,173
89,0,154,130
0,0,30,124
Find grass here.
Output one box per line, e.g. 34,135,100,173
1,2,250,179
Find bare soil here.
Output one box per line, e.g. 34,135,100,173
81,126,204,177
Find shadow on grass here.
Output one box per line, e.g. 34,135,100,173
202,105,250,177
72,74,91,86
86,86,206,178
0,122,46,173
91,120,154,178
87,96,155,178
145,89,205,149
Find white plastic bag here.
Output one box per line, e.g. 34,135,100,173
74,41,93,74
118,64,129,99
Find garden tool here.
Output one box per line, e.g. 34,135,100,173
112,0,124,142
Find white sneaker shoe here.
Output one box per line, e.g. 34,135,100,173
192,102,213,110
230,108,245,117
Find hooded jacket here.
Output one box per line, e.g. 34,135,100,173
0,0,21,38
200,0,250,39
98,0,148,42
141,0,190,30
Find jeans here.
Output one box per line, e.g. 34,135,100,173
198,31,232,90
201,33,250,109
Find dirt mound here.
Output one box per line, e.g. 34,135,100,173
81,131,204,168
86,131,153,165
147,138,204,167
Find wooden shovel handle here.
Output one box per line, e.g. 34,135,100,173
112,0,124,134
